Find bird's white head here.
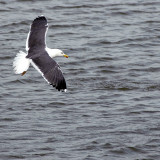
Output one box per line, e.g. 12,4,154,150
46,48,69,58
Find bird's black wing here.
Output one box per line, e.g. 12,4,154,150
31,51,67,91
26,16,48,57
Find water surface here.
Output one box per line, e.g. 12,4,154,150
1,0,160,159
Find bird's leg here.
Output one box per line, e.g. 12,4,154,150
21,71,27,76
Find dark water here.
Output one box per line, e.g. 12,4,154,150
1,0,160,159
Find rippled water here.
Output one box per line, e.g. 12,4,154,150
1,0,160,159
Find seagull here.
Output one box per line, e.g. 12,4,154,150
13,16,68,92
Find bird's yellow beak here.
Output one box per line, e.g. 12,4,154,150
63,54,69,58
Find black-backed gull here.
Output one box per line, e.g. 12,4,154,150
13,16,68,92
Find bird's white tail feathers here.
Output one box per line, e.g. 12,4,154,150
13,51,30,74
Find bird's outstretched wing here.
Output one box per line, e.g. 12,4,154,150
26,16,48,56
31,51,67,91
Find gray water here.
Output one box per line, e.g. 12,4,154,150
1,0,160,159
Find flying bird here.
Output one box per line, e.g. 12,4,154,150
13,16,68,91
